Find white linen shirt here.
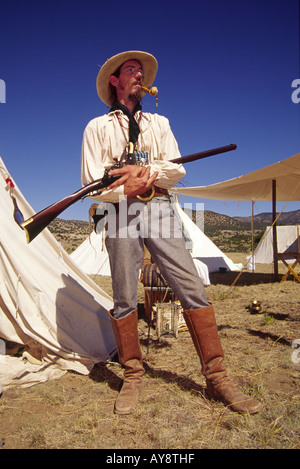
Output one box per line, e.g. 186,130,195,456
81,110,186,203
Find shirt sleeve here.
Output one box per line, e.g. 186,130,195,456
81,118,125,203
148,115,186,189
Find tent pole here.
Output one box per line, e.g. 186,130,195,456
272,179,279,281
251,201,254,273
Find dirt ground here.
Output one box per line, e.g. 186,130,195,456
0,254,300,450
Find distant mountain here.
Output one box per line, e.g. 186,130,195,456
184,208,260,233
204,210,249,230
233,209,300,228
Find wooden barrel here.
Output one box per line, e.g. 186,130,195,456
140,263,167,287
141,263,175,320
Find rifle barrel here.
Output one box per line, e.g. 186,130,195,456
170,144,237,165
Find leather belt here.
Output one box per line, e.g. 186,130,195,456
153,186,169,197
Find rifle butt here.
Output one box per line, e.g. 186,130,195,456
21,205,69,243
21,217,35,243
20,189,87,243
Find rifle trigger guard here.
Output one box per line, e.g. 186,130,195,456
137,186,155,201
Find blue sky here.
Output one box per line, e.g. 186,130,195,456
1,0,299,222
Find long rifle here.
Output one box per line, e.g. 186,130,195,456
20,143,237,243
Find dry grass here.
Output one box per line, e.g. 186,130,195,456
1,253,300,449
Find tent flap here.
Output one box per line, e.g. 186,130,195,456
0,157,116,390
254,225,300,264
70,231,111,276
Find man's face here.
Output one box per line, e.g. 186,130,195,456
110,59,145,103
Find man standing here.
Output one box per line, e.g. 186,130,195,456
81,51,261,415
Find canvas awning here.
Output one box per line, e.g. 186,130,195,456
173,151,300,279
173,152,300,202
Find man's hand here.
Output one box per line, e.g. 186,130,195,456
107,165,159,198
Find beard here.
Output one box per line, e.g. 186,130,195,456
128,91,142,104
128,79,142,104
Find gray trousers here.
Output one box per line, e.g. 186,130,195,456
105,197,209,319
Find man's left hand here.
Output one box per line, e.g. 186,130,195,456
107,165,159,198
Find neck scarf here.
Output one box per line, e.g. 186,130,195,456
110,101,142,144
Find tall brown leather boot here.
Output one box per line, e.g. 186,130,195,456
183,306,261,414
110,309,145,415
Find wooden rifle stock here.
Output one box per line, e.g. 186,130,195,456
20,172,121,243
20,143,237,243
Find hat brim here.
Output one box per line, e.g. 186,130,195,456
96,51,158,106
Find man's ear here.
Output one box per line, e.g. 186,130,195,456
109,75,118,87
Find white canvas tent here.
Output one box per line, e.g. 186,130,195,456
254,225,300,264
174,202,242,273
70,230,111,276
0,158,116,390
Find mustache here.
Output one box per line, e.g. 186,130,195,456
128,77,142,85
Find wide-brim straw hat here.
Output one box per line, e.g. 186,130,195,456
96,50,158,106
